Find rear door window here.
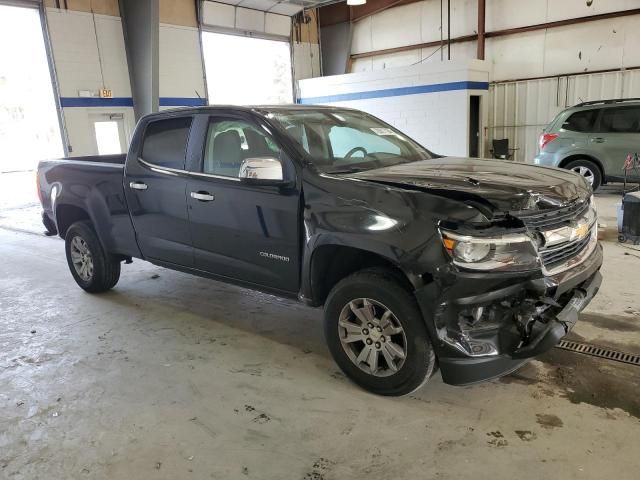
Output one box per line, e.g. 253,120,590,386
141,116,193,169
561,109,598,132
599,107,640,133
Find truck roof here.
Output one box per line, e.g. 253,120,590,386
145,104,354,119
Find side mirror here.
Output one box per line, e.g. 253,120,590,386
239,157,286,185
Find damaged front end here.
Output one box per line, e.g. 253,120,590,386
415,196,603,386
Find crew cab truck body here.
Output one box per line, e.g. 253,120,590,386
38,106,602,395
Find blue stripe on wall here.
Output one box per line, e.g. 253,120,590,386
159,97,207,107
60,97,134,107
60,97,207,108
297,80,489,104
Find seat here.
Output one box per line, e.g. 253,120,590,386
208,130,243,176
244,128,272,157
284,124,331,166
490,138,517,160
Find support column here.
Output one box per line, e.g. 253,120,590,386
120,0,159,120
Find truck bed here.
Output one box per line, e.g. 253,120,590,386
37,153,140,259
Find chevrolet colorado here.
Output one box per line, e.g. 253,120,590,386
37,105,602,396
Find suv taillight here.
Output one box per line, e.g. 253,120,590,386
539,133,558,151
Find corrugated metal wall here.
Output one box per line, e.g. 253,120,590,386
487,68,640,162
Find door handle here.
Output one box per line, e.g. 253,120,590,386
591,137,605,143
190,191,215,202
129,181,148,190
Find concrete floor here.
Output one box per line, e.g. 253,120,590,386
1,172,639,479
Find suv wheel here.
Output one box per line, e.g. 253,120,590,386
65,221,121,293
324,269,436,396
565,159,602,191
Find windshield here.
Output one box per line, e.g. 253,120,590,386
262,109,434,173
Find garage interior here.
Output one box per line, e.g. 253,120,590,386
1,0,640,478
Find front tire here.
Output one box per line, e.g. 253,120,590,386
65,221,121,293
324,269,436,396
565,159,602,191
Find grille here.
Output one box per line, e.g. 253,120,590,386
516,200,589,230
539,232,592,268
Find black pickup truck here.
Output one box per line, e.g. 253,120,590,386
37,105,602,396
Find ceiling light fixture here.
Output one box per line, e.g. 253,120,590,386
347,0,366,5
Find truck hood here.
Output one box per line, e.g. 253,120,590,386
347,157,590,213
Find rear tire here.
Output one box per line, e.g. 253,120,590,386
324,268,436,396
65,221,120,293
565,159,602,191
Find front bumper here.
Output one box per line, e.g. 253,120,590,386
415,242,603,386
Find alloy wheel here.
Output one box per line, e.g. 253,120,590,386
571,165,595,185
70,236,94,281
338,298,407,377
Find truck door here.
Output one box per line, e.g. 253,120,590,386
186,115,300,293
124,116,194,266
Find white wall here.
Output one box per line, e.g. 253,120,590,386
293,41,321,82
45,7,211,153
339,0,640,161
159,23,206,104
349,0,640,82
45,8,135,156
299,60,489,157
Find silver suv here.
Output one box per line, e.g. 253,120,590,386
533,98,640,191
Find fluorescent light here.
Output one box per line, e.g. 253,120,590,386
347,0,366,5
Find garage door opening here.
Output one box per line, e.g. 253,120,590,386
0,5,63,174
201,32,293,105
0,4,63,220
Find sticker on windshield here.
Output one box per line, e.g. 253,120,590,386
370,127,396,136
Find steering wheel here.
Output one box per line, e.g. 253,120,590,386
344,146,368,159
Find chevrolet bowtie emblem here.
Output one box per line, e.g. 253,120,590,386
573,222,589,239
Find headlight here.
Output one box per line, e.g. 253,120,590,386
441,230,540,272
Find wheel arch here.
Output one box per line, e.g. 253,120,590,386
558,154,605,180
54,203,91,238
307,244,418,307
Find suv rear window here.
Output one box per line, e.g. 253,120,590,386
142,117,193,169
599,107,640,133
562,109,597,132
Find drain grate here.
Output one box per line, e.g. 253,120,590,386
556,340,640,366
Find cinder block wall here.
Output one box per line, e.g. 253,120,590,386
298,59,489,157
